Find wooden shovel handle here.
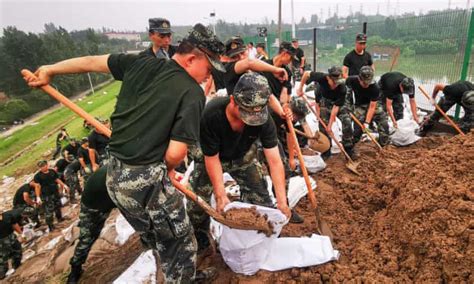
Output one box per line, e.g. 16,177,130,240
418,86,465,136
349,112,383,150
21,69,112,138
285,107,317,209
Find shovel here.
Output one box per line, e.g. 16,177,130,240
21,69,273,235
418,86,465,136
349,112,383,150
300,95,361,175
285,108,334,240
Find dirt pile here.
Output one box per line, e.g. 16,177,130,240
223,206,274,237
201,133,473,283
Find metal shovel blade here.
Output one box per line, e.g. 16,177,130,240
346,160,361,175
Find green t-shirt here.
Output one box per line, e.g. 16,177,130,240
107,54,206,165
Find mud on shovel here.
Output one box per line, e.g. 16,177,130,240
300,95,361,175
21,69,273,235
285,107,334,240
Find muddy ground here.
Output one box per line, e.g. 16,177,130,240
3,132,473,283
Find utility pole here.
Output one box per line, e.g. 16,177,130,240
278,0,282,44
291,0,296,38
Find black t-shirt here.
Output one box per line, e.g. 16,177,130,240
346,76,380,105
55,158,70,173
140,45,176,59
307,72,347,106
379,72,413,99
81,167,116,213
343,50,373,76
56,131,67,144
0,209,22,239
63,143,79,158
13,183,34,207
200,97,278,161
64,160,81,174
224,62,241,95
260,58,292,100
211,68,226,91
293,47,305,66
88,131,110,155
34,169,59,196
443,80,474,103
107,54,205,165
78,147,91,165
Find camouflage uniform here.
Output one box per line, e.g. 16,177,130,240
381,93,405,121
188,145,274,251
318,96,354,150
0,233,22,278
69,204,111,268
425,91,474,133
64,170,81,202
13,204,40,225
352,102,391,146
42,193,62,228
106,155,196,283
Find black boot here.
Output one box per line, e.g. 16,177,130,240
346,147,358,160
289,209,304,224
48,223,55,231
66,265,83,284
12,259,21,269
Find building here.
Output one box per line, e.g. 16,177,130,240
104,32,141,42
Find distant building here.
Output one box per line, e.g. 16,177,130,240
104,32,141,42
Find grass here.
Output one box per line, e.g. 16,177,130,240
0,81,120,178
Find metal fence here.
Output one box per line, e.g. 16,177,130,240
300,9,474,116
244,9,474,117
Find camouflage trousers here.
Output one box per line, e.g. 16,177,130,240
69,204,111,267
106,155,196,283
14,204,40,224
353,102,390,146
319,97,354,150
426,93,474,133
65,171,81,202
42,194,62,227
381,93,405,121
0,233,22,277
188,147,274,251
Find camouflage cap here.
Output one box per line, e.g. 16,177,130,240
233,73,271,126
400,77,415,96
37,160,47,167
290,96,309,117
461,90,474,106
279,41,299,61
328,66,345,86
225,36,246,58
356,33,367,43
149,18,173,34
185,23,225,72
359,66,375,85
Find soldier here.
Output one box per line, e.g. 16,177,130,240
379,71,419,127
88,118,110,171
291,38,305,81
66,167,114,283
52,127,69,160
12,181,41,227
62,138,79,159
64,157,82,203
346,66,390,148
419,80,474,134
222,36,287,95
32,160,68,231
25,23,225,282
189,73,291,252
256,43,268,60
342,33,374,78
297,66,355,158
143,18,176,59
77,137,92,181
0,209,25,279
54,153,73,181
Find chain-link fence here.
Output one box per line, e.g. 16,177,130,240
299,9,474,116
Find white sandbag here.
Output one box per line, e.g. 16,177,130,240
391,118,421,146
260,234,340,271
114,250,156,284
219,202,288,275
287,176,316,209
114,213,135,245
299,154,326,173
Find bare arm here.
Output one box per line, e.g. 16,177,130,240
268,94,285,118
342,66,349,79
365,101,377,124
234,58,288,81
297,71,311,96
409,98,419,124
31,182,41,200
204,154,230,213
164,140,188,171
89,148,99,171
432,83,445,100
23,192,35,206
25,55,111,88
279,87,290,106
12,223,22,234
327,105,340,132
263,146,290,218
386,98,398,128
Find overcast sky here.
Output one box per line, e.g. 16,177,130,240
1,0,472,34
